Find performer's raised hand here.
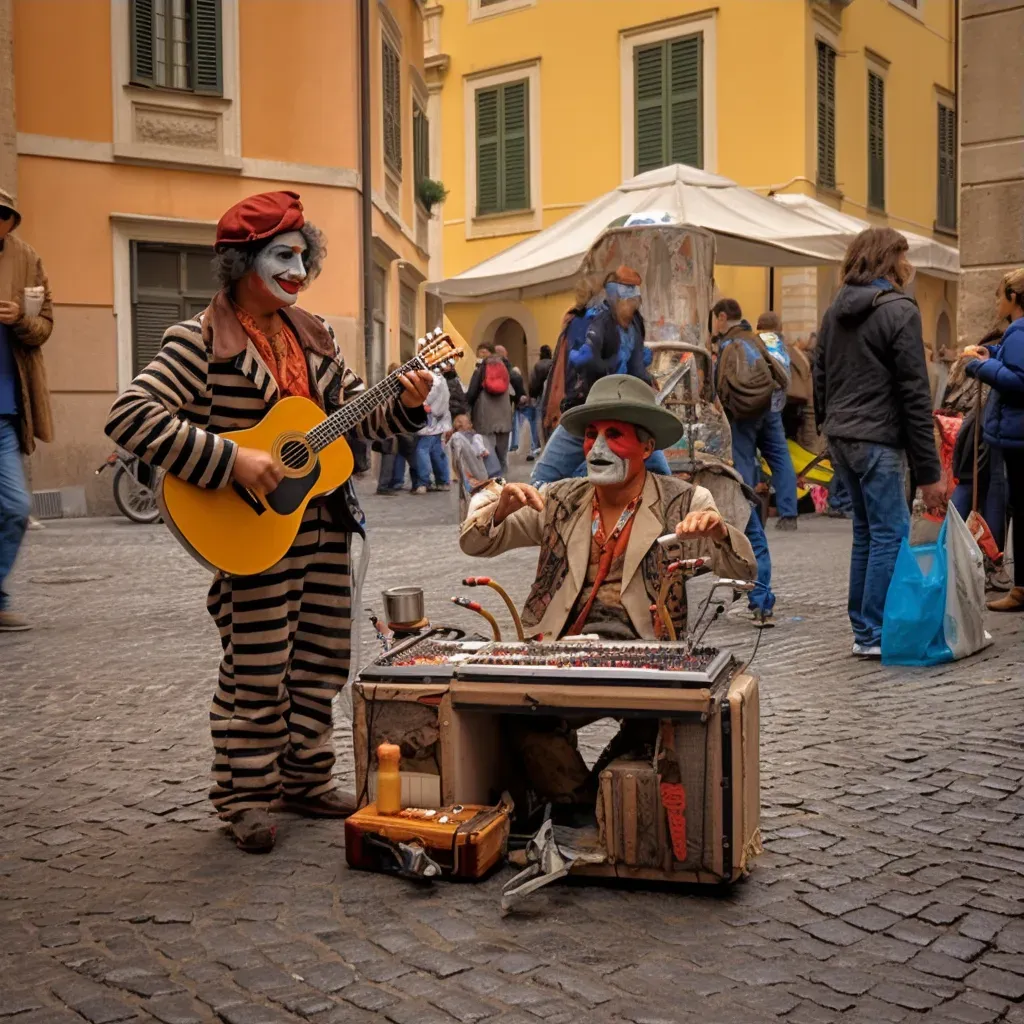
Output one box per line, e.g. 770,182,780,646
493,482,544,525
398,369,435,407
675,509,727,542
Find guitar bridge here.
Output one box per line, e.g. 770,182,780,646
232,482,266,516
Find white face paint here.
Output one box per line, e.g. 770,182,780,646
585,432,629,485
254,230,308,306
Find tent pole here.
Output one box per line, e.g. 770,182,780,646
768,267,775,311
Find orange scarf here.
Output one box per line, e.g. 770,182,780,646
233,305,311,400
566,493,642,637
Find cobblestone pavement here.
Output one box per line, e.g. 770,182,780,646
3,474,1024,1024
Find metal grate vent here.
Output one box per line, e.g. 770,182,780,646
31,490,63,520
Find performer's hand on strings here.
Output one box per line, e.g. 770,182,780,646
675,509,728,542
493,482,544,525
399,369,435,407
232,446,285,492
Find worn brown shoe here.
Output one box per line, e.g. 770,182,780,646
987,587,1024,612
227,808,276,852
280,788,357,818
0,610,31,632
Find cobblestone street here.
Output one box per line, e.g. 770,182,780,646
2,479,1024,1024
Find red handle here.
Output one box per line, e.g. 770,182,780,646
462,576,491,587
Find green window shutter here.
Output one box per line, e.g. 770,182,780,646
133,300,182,374
817,42,836,189
414,104,429,191
937,105,957,230
668,34,703,169
130,0,155,86
501,80,529,210
634,43,665,174
476,87,500,215
383,40,402,174
191,0,222,95
868,72,885,209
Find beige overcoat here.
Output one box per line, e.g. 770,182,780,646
460,472,757,641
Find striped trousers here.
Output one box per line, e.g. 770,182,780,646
206,506,351,819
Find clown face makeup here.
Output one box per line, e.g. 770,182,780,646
583,420,651,486
253,230,308,307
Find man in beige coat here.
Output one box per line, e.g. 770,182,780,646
0,187,54,631
460,375,756,806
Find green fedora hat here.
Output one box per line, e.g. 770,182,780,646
560,374,683,451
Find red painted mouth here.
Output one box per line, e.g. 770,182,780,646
274,276,302,295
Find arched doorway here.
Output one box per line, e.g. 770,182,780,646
492,318,528,375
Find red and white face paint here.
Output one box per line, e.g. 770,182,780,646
583,420,649,486
253,230,308,308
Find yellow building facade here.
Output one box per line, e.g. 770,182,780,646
426,0,958,384
7,0,434,513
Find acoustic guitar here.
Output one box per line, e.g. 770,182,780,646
159,330,462,576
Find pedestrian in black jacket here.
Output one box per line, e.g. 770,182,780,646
523,344,552,459
814,227,944,658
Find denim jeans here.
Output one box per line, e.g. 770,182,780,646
530,424,672,486
0,417,30,611
830,439,910,647
413,433,450,489
730,411,799,518
744,506,776,613
829,458,854,513
510,411,520,451
521,404,542,451
950,445,1008,552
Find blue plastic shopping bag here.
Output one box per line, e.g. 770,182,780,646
881,524,953,666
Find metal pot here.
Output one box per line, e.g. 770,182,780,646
382,585,425,625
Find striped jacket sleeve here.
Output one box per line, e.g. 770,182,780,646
320,321,426,440
104,324,238,489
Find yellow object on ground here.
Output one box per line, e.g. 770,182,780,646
760,441,833,499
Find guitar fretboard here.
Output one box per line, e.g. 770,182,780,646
306,354,429,452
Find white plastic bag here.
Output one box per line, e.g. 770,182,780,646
943,503,991,660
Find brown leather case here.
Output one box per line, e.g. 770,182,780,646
344,802,510,880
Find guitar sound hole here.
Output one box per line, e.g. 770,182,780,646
280,439,310,470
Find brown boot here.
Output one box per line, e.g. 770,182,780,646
227,809,276,853
987,587,1024,612
280,788,357,818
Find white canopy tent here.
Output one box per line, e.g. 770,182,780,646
769,193,959,282
432,165,850,303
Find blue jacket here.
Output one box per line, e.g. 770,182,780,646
561,302,652,411
967,317,1024,450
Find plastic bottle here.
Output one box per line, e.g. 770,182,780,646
376,743,402,815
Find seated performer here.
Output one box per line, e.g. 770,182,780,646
105,191,432,853
460,374,756,808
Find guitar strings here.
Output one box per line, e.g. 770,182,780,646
276,340,451,467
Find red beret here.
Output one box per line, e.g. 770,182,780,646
215,191,305,251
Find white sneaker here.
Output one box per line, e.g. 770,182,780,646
411,486,427,495
27,517,45,531
852,643,882,658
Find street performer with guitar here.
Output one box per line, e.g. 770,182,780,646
105,191,434,852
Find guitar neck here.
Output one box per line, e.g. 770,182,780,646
307,355,430,452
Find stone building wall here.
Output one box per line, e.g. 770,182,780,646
960,0,1024,344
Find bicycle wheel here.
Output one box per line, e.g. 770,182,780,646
113,464,161,524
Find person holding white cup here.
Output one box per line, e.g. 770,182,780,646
0,186,54,631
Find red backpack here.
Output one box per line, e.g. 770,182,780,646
482,357,511,396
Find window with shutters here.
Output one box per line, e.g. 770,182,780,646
130,0,222,95
130,243,216,375
816,41,837,190
382,38,402,176
633,33,703,174
399,283,417,363
937,104,957,231
867,72,885,210
475,80,530,216
414,103,430,200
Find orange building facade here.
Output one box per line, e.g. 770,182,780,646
4,0,433,513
